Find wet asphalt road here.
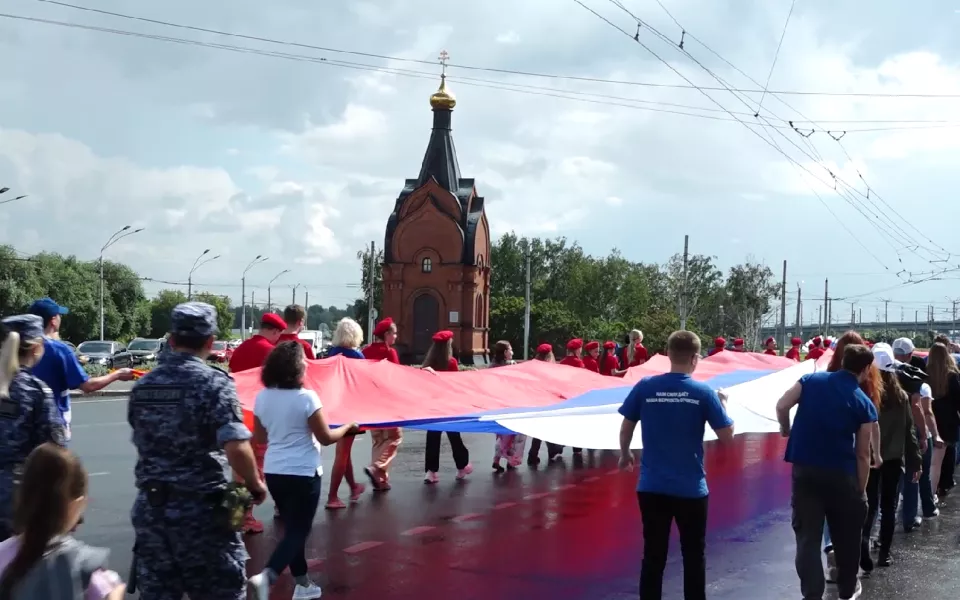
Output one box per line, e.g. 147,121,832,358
71,397,960,599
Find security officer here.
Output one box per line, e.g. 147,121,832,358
128,302,266,600
0,315,67,540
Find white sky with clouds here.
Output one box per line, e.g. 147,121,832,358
2,0,960,326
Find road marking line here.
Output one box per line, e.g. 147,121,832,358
523,492,550,500
451,513,483,523
343,541,383,554
401,526,436,536
88,472,110,477
555,484,576,491
583,476,601,483
493,502,517,510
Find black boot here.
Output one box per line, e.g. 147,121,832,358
859,540,874,573
877,549,892,567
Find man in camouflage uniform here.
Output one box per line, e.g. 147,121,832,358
0,315,67,540
128,302,266,600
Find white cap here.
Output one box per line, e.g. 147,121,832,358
892,337,915,355
872,343,899,373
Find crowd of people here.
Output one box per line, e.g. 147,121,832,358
0,292,956,599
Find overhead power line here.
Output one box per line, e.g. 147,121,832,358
19,0,960,100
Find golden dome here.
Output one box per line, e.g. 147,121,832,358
429,74,456,110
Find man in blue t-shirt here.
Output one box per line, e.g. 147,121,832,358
776,343,877,600
618,330,734,600
28,298,133,441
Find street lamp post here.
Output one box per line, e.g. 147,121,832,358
267,270,291,311
0,187,28,205
241,255,268,340
292,283,301,305
100,226,144,340
188,249,221,300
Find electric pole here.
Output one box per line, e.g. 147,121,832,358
779,260,787,355
880,298,890,339
823,278,829,337
367,241,376,340
795,284,802,340
523,247,532,359
679,234,689,331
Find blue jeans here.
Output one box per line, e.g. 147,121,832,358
901,431,937,523
265,473,322,578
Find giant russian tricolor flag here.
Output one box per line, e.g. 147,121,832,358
232,350,830,449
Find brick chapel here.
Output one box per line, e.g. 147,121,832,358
381,70,491,365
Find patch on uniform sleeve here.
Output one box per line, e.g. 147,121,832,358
130,385,186,406
0,397,21,419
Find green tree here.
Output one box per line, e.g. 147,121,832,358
149,290,188,338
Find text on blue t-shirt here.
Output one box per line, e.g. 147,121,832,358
30,338,89,416
784,370,878,475
618,372,734,498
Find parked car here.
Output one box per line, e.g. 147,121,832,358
127,338,163,365
62,341,88,365
76,341,134,369
208,340,233,363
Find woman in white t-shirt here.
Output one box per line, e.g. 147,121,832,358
247,342,358,600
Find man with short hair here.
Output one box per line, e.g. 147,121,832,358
28,297,133,441
618,330,735,600
278,304,316,359
893,337,927,371
776,344,878,600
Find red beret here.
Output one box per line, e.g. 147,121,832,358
714,337,726,347
536,343,552,354
432,330,453,343
812,336,822,346
373,317,394,338
585,341,600,351
764,337,775,345
566,338,583,350
733,338,744,346
261,313,286,331
823,339,832,348
791,337,802,346
603,341,616,350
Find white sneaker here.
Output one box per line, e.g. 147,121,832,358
292,581,323,599
246,573,269,600
456,464,474,480
840,580,862,600
424,471,439,484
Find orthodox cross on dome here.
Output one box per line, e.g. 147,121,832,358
439,50,450,76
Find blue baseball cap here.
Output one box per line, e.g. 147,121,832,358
170,302,219,338
27,297,69,321
2,314,45,341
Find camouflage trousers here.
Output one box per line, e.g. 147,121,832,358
131,492,249,600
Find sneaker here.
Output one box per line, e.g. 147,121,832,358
492,461,505,473
424,471,439,484
840,580,862,600
349,483,366,502
456,464,473,480
243,516,264,535
825,549,837,583
246,573,269,600
325,499,347,510
924,508,940,518
878,552,892,567
292,580,323,600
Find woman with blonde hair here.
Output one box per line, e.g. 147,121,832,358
0,316,67,541
324,318,368,509
622,329,648,369
925,342,960,498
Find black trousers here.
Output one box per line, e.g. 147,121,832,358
637,492,708,600
265,473,322,578
527,438,564,459
791,465,866,600
424,431,470,472
938,442,956,493
863,459,902,555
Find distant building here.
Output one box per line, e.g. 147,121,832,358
381,70,491,365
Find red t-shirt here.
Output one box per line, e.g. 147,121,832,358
277,333,316,359
559,355,585,368
621,344,649,368
229,335,276,373
362,342,400,364
785,347,801,361
807,347,825,360
601,354,620,376
447,357,459,372
582,356,600,373
708,347,723,357
764,349,776,356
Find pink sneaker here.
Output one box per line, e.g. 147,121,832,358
423,471,439,484
350,483,366,502
456,464,473,480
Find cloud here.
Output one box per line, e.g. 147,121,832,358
2,0,960,319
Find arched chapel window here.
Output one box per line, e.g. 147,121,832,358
421,257,432,273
